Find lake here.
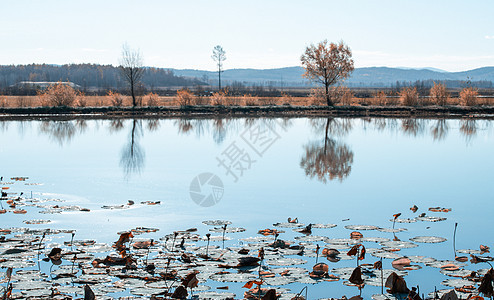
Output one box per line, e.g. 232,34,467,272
0,117,492,299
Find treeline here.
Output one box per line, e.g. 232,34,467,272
0,64,204,95
391,79,493,94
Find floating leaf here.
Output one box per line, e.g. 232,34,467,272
345,225,379,231
202,220,232,226
410,236,447,243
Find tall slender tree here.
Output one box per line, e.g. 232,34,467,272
301,40,354,106
211,45,226,91
119,44,144,107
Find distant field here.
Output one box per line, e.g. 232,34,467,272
1,95,494,108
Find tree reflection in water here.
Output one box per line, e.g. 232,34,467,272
39,120,87,146
401,118,425,137
301,118,354,183
120,119,144,177
431,119,449,141
459,119,477,143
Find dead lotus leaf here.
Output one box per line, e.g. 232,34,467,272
391,257,411,270
385,272,409,294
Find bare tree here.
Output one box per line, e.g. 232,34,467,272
301,40,354,106
119,44,144,107
211,45,226,91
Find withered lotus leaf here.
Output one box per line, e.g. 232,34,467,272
350,231,363,239
439,289,459,300
410,205,418,213
373,260,382,270
478,268,493,298
84,284,95,300
182,271,199,289
349,266,364,285
312,263,329,275
480,245,490,253
243,280,263,289
392,257,412,270
385,272,409,294
171,285,188,299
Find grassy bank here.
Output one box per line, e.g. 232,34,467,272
1,104,494,120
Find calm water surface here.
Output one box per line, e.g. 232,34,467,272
1,117,493,299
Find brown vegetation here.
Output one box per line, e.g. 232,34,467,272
37,82,81,107
399,87,419,106
459,87,479,106
301,40,354,106
429,82,449,106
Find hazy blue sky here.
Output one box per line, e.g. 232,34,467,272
1,0,493,71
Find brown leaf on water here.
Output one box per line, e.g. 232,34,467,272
182,271,199,289
322,248,340,257
310,263,329,278
132,240,156,249
410,205,418,213
392,257,411,270
288,217,298,223
480,245,490,254
455,256,469,262
0,209,6,214
350,231,363,239
441,263,460,271
258,229,280,236
429,207,451,212
478,268,493,297
13,209,26,214
385,272,409,294
217,286,229,290
349,266,364,286
393,213,401,219
349,296,363,300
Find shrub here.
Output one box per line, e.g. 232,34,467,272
429,82,449,106
373,91,387,106
211,90,227,106
459,87,478,106
38,82,79,107
309,88,326,106
107,91,124,107
144,92,159,107
399,87,419,106
176,89,195,106
243,94,258,106
339,86,353,106
76,95,87,107
16,96,29,107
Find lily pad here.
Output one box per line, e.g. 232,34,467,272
410,236,447,243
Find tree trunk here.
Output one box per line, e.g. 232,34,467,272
218,69,221,91
325,83,332,106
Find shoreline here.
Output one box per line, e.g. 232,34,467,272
1,105,494,120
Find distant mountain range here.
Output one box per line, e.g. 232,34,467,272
173,66,494,88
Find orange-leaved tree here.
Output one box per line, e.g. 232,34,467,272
301,40,354,106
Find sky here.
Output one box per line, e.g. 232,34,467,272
1,0,493,72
